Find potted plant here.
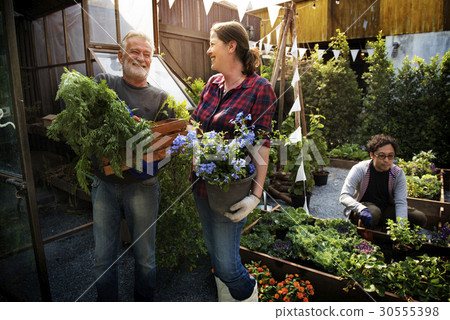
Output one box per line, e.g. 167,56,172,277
170,112,257,214
307,109,330,186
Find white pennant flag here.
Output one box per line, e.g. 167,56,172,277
276,24,282,45
202,0,214,15
298,48,307,60
366,48,375,57
317,49,325,59
291,67,300,87
295,162,306,182
332,49,340,60
267,5,281,27
259,37,264,51
289,97,301,114
237,0,249,22
249,41,257,48
291,38,298,59
264,43,273,55
285,46,291,56
168,0,176,9
351,49,359,61
288,126,302,144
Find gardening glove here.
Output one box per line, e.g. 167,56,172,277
359,208,373,227
224,194,260,223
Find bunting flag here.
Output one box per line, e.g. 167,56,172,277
285,46,291,56
332,49,340,60
295,161,306,182
351,49,359,62
259,37,264,51
264,43,273,55
291,67,300,87
289,97,301,114
367,48,375,57
267,5,281,27
288,126,302,144
291,38,298,59
202,0,214,15
276,24,282,45
317,49,325,59
237,0,250,21
249,40,257,48
363,20,368,30
298,48,307,60
168,0,176,9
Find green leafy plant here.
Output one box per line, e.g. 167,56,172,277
386,217,427,250
405,174,442,200
183,77,205,106
397,150,439,178
47,69,152,192
306,109,329,173
328,143,369,161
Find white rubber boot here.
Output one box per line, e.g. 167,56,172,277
215,276,258,302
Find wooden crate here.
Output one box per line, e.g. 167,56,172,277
103,118,187,176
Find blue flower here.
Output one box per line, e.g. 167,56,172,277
245,114,252,121
248,163,256,174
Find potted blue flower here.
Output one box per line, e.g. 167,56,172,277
169,112,257,214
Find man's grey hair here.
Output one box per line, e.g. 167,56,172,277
120,30,154,57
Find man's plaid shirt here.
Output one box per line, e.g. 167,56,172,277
189,72,277,198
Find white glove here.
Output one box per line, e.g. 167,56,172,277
224,194,260,223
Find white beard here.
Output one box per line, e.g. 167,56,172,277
123,58,148,82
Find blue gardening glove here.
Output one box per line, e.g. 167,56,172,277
359,208,373,227
224,194,260,223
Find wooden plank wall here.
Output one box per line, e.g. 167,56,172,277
254,0,448,44
158,0,261,81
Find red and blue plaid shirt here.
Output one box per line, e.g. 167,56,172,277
190,72,277,197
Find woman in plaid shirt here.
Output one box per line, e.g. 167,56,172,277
189,21,277,302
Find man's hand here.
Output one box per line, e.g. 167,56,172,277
224,194,260,223
359,208,373,227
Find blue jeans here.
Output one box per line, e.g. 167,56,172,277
91,176,160,301
194,191,255,300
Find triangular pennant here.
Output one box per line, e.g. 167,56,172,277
288,126,302,144
249,40,257,48
267,5,281,27
295,162,306,182
298,48,307,60
285,46,291,56
332,49,340,60
351,49,359,61
259,37,264,51
264,43,273,55
276,24,282,45
237,0,250,22
289,97,301,114
168,0,176,9
303,198,310,215
202,0,214,15
291,38,298,59
366,48,375,57
317,49,325,59
291,68,300,87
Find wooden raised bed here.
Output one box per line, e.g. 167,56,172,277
103,118,187,176
329,158,359,169
240,246,406,302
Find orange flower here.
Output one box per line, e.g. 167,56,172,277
283,296,290,302
288,274,294,279
262,265,267,269
285,278,290,284
299,287,305,292
307,285,313,290
278,290,282,295
277,282,284,287
265,272,271,277
257,267,264,272
269,278,276,285
255,263,259,267
293,281,300,288
310,290,314,296
295,274,299,277
305,280,310,285
259,280,263,284
297,292,304,299
247,269,252,273
281,288,288,295
274,293,279,300
269,300,274,302
303,297,309,302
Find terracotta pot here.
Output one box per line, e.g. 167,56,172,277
205,171,257,215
